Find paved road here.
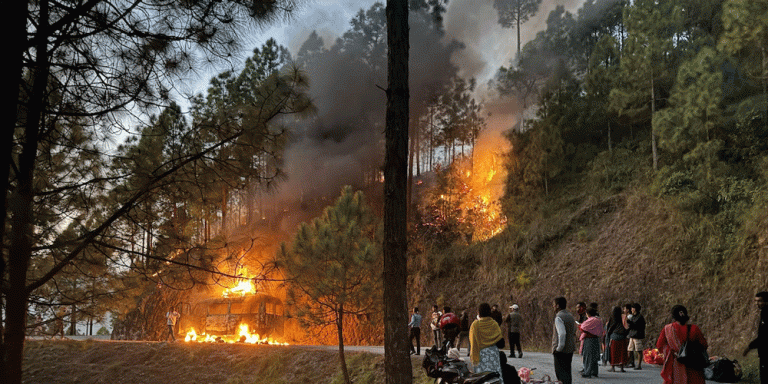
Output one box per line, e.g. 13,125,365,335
336,346,706,383
47,340,719,383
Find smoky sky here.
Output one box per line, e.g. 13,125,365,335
272,0,588,203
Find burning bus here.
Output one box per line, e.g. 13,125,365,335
177,267,288,344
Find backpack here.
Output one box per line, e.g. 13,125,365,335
704,357,742,383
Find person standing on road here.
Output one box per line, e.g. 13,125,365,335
430,305,442,348
491,304,503,326
470,303,504,383
579,307,604,378
656,304,708,384
552,296,576,384
457,310,471,355
505,304,523,358
744,291,768,384
576,302,587,324
165,306,180,342
627,303,646,370
607,306,629,372
409,307,422,355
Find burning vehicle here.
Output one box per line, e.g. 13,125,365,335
178,276,288,344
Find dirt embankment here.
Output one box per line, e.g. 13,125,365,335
414,190,766,360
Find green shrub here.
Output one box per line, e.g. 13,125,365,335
586,146,641,194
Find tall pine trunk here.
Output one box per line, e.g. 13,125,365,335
5,2,50,383
516,6,522,55
407,127,414,220
384,0,412,383
337,306,351,384
0,0,31,365
651,76,658,171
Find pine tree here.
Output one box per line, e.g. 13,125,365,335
609,0,679,170
493,0,544,55
719,0,768,131
384,1,412,382
279,187,382,384
4,2,302,382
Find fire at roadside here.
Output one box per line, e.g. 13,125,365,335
178,268,290,346
183,323,288,345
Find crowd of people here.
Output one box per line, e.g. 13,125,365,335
408,292,768,384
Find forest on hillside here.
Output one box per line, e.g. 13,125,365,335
4,0,768,382
408,0,768,378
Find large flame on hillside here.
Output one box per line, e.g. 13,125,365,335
463,147,508,241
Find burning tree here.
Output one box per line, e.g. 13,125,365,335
277,186,382,384
416,153,508,248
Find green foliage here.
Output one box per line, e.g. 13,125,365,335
654,47,724,155
278,186,382,384
493,0,543,29
279,186,382,328
719,0,768,56
609,0,678,120
493,0,544,53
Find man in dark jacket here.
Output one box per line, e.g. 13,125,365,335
457,310,471,356
491,304,503,326
745,291,768,384
627,303,646,370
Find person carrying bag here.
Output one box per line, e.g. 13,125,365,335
657,305,709,384
677,324,710,371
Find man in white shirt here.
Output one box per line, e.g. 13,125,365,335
165,306,180,341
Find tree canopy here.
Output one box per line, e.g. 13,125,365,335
3,2,305,383
278,186,382,384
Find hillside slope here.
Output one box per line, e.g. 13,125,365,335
413,187,766,364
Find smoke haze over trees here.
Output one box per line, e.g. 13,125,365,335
8,0,768,382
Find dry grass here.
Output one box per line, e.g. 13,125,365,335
416,186,766,372
22,340,400,384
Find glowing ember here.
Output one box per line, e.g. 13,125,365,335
183,325,288,345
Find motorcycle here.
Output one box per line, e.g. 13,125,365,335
421,344,502,384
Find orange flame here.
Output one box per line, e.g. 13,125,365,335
222,279,255,298
184,325,288,345
222,266,256,298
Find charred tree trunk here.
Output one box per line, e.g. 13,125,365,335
384,1,412,384
516,7,522,55
69,305,77,336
